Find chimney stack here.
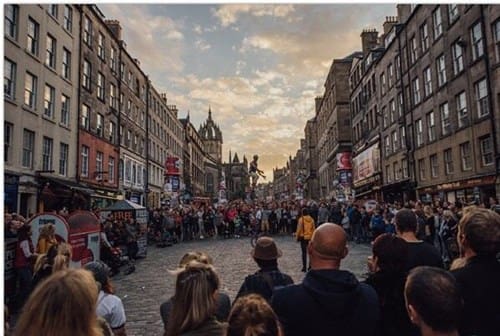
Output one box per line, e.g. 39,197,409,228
383,16,399,35
360,29,379,57
105,20,122,41
160,93,168,104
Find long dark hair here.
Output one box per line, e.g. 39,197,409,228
17,224,31,241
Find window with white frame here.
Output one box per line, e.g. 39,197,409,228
398,92,403,117
44,84,55,118
494,21,500,62
480,136,493,166
452,42,464,75
475,78,489,117
382,106,388,128
63,5,72,31
60,94,70,126
27,17,39,55
46,35,56,68
62,48,71,80
97,72,105,100
110,83,117,109
388,64,394,87
42,136,53,171
125,160,131,183
420,22,430,52
108,156,115,183
95,114,103,137
380,73,386,95
419,158,426,180
81,104,90,129
386,165,392,183
5,5,19,40
423,67,432,97
395,55,401,80
470,22,484,61
436,54,447,87
402,158,408,178
96,151,103,180
416,119,423,146
59,142,68,176
400,126,406,149
394,161,400,180
430,154,438,178
410,37,418,64
456,91,468,127
4,123,13,162
109,121,116,143
386,100,395,124
427,111,436,142
433,7,442,39
448,4,459,23
440,102,451,136
110,47,116,71
48,4,58,18
119,159,123,181
392,130,399,151
460,142,472,171
98,32,105,59
83,15,92,46
22,129,35,168
127,129,131,147
81,145,89,177
412,77,421,105
24,72,37,108
4,58,16,99
83,60,91,89
444,148,453,174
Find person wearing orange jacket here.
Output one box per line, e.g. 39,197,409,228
296,208,316,272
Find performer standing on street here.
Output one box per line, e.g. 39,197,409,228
249,155,266,189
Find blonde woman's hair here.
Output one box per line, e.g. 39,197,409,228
166,261,220,336
15,269,102,336
442,210,455,220
178,251,213,267
227,294,282,336
53,243,72,272
423,205,433,218
39,223,55,238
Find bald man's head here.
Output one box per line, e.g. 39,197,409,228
309,223,348,261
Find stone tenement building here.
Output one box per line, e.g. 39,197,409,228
285,4,500,204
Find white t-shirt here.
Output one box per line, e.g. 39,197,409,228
97,290,126,329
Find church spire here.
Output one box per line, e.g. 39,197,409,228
208,105,212,121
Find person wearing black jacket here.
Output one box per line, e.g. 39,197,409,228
271,223,379,336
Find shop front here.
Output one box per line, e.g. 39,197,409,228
4,172,20,213
90,188,122,210
417,175,496,205
353,173,382,202
381,179,416,204
352,143,382,202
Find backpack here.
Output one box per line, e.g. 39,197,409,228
371,215,384,231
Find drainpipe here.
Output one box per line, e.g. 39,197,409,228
76,5,83,184
145,78,150,208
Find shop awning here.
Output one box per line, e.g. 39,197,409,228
41,176,94,195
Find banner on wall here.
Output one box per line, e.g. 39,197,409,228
164,156,181,176
352,144,381,184
336,152,352,171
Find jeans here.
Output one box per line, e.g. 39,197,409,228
16,266,33,309
300,240,310,270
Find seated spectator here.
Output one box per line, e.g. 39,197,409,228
161,252,231,331
166,261,227,336
235,237,293,303
452,207,500,336
271,223,379,336
404,266,462,336
14,268,102,336
85,261,128,336
227,294,283,336
395,209,443,270
364,233,416,336
32,242,72,288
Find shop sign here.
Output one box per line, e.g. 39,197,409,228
164,156,181,176
353,173,380,188
352,143,381,184
336,152,352,171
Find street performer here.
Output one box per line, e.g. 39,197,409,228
249,155,266,189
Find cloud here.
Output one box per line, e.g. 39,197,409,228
195,38,211,51
193,24,202,34
212,4,296,27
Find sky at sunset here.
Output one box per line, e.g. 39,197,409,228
99,3,396,180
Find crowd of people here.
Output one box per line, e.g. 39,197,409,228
4,196,500,336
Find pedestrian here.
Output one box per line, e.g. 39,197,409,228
405,267,462,336
227,294,283,336
295,208,315,272
14,268,102,336
350,204,362,243
84,261,128,336
35,223,57,254
160,252,231,332
235,237,293,302
271,223,379,336
451,207,500,336
364,234,416,336
166,261,227,336
395,209,443,271
317,202,329,226
32,242,72,289
14,224,37,311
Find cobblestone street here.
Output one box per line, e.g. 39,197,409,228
113,235,372,336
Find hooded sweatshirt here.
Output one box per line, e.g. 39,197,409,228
296,215,315,241
271,269,379,336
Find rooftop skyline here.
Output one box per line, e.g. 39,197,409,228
99,3,396,180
